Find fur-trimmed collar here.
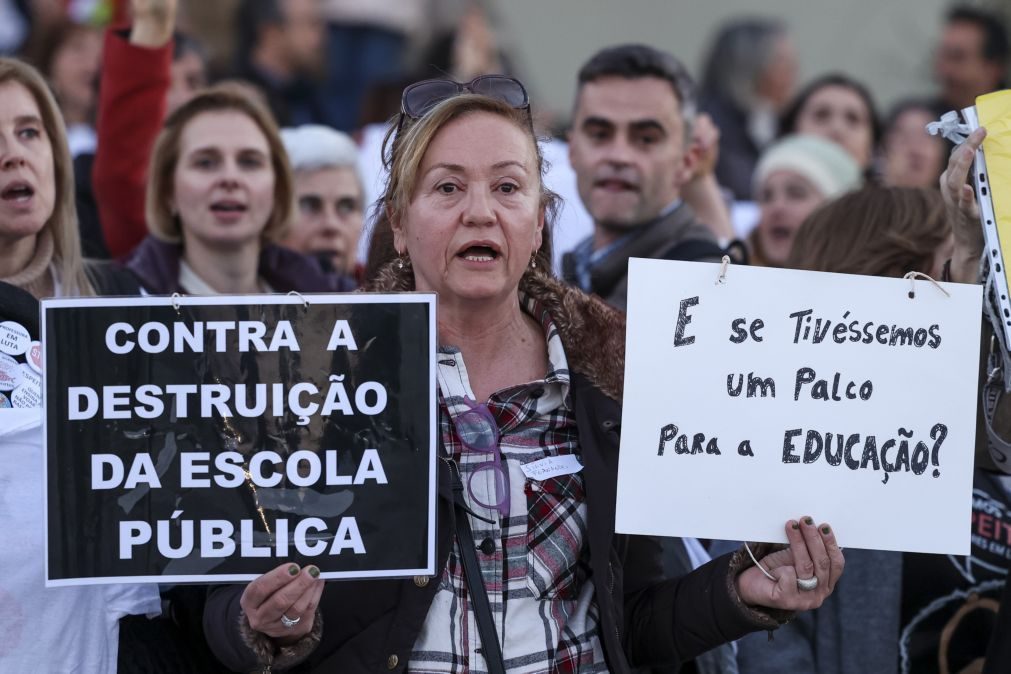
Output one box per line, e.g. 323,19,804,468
367,261,627,402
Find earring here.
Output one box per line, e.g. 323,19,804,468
529,254,537,270
395,249,409,270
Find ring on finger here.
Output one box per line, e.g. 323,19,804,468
796,576,819,592
280,613,301,629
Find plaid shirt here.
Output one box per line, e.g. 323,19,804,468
409,296,608,674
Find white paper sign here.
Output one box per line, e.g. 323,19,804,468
616,258,984,555
520,454,583,481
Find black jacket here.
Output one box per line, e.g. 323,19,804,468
123,236,356,294
203,271,782,673
983,575,1011,673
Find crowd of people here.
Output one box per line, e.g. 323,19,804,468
1,0,1010,672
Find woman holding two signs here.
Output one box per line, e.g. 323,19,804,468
204,77,846,672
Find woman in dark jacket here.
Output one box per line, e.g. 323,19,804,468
124,84,355,295
204,78,845,673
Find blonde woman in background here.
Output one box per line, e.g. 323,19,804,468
0,56,157,672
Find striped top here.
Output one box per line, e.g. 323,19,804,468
409,295,609,673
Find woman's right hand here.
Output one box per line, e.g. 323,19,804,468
240,563,325,644
130,0,178,48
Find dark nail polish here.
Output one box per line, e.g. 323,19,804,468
791,522,800,530
821,526,831,535
307,566,320,578
288,564,299,576
803,517,814,525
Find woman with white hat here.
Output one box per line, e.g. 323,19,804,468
748,133,863,267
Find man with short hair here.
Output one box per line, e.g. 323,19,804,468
562,44,729,311
933,6,1009,112
562,44,738,674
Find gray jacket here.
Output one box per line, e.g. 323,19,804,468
561,203,722,310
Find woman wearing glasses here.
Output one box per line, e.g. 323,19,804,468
205,76,845,673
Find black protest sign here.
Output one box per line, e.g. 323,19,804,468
42,294,436,584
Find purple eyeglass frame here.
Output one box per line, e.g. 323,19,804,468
453,397,510,519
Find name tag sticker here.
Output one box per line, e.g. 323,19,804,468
521,454,583,481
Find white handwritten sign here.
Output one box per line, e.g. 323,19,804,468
616,259,983,554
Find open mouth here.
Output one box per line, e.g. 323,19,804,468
1,182,34,202
458,245,499,262
210,201,247,213
767,225,793,242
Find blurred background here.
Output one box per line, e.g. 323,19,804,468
7,0,1009,265
167,0,998,126
490,0,948,118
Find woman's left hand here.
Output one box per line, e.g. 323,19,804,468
689,113,721,179
941,126,986,283
680,113,735,241
735,517,845,612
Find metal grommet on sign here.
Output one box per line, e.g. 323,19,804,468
716,255,731,285
287,290,310,309
903,271,950,300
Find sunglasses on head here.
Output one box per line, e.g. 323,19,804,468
399,75,530,123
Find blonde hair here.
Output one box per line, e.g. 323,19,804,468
366,94,558,279
146,83,293,244
0,57,93,296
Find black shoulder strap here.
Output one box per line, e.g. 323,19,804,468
450,465,507,674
